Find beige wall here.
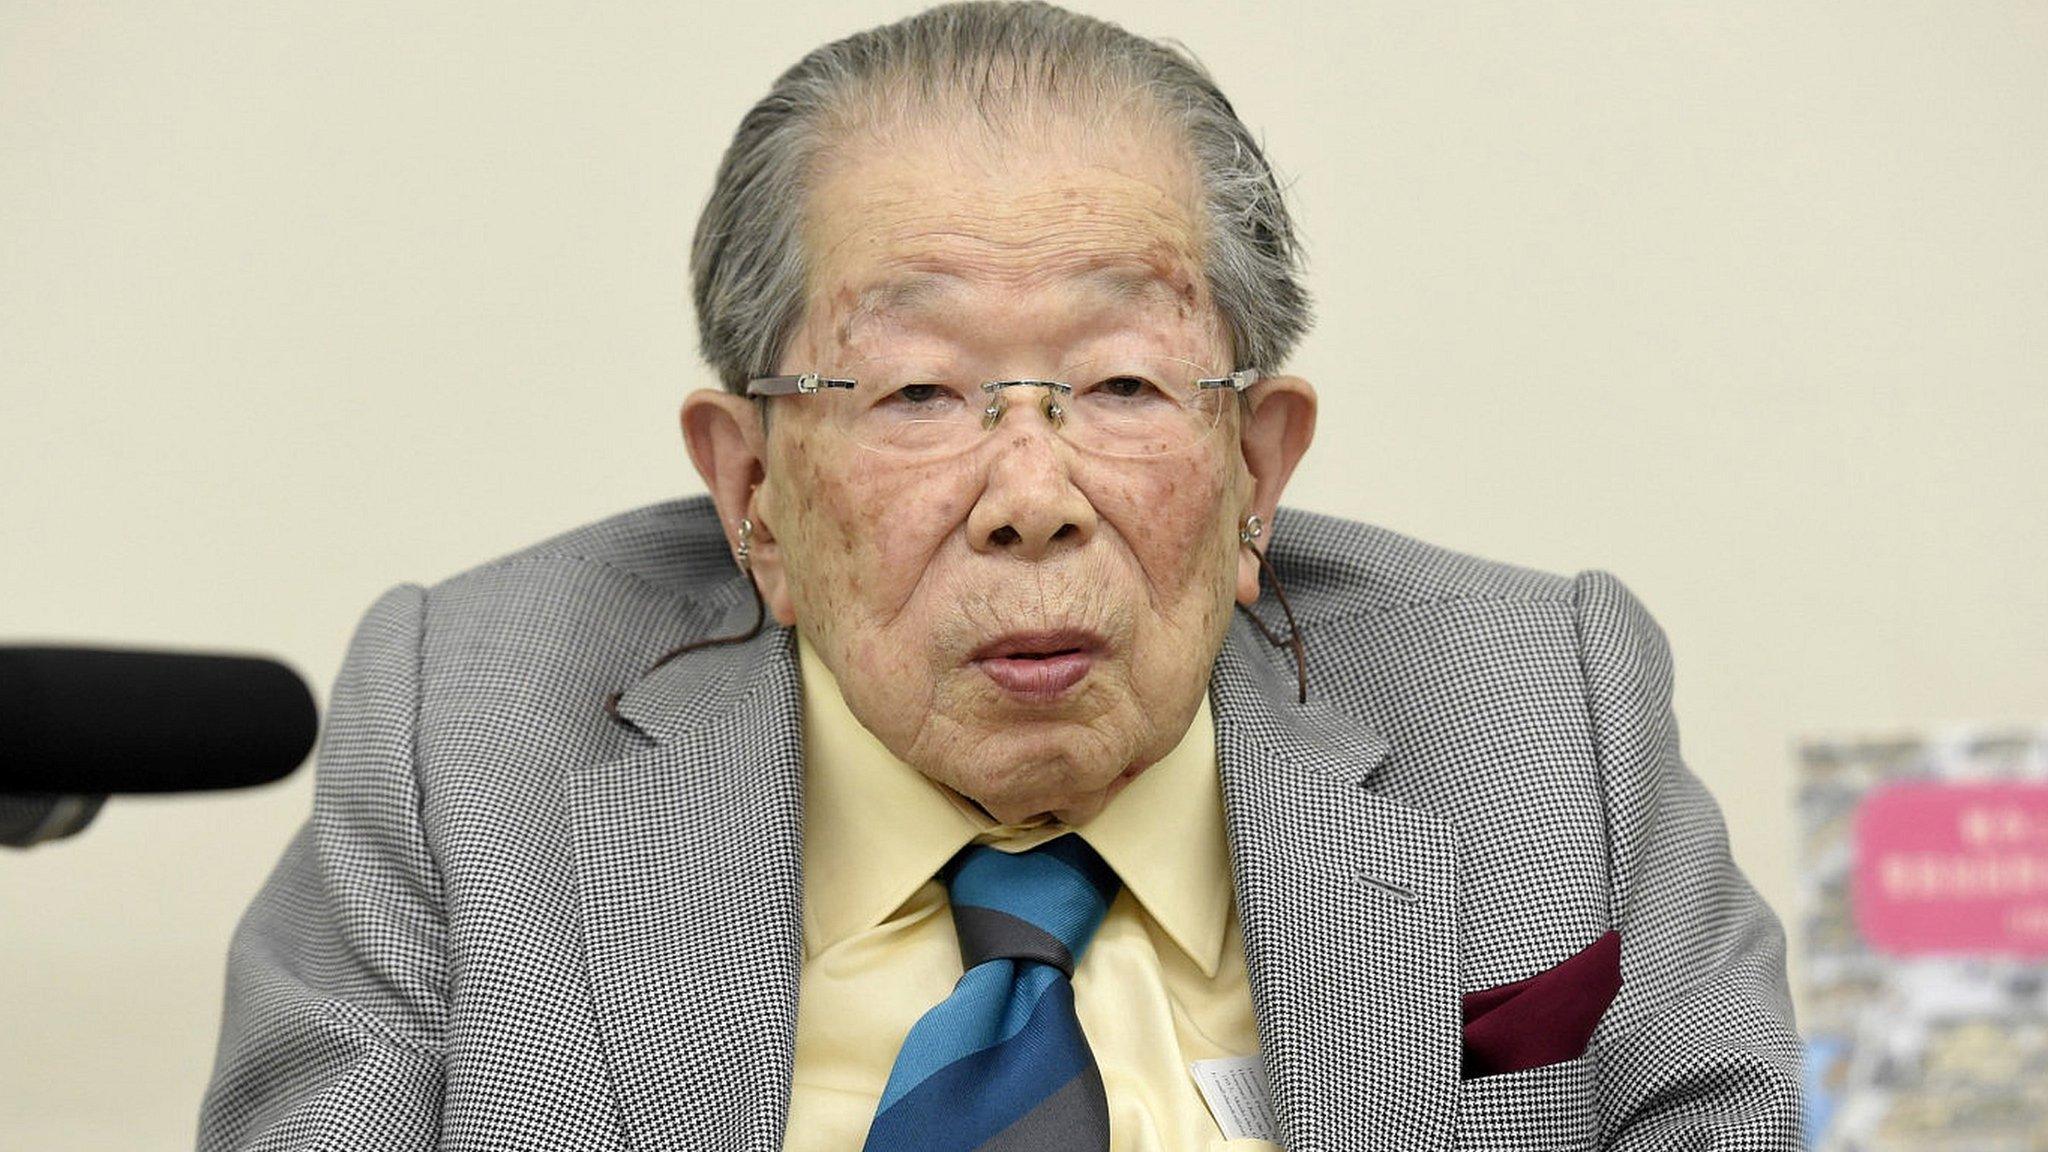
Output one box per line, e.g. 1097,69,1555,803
3,1,2043,1146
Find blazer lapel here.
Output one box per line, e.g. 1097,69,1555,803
566,592,805,1152
1213,618,1461,1152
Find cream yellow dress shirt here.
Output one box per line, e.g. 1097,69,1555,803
786,634,1282,1151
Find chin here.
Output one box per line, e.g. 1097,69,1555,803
949,745,1122,821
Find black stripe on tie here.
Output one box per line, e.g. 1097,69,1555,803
951,904,1076,976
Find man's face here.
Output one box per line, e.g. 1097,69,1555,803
750,117,1255,825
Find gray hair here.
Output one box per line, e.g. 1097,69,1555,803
690,0,1310,392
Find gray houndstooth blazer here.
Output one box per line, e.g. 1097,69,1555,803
198,496,1801,1151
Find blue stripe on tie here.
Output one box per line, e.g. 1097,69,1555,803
863,975,1091,1152
863,836,1121,1150
947,849,1111,957
874,961,1062,1112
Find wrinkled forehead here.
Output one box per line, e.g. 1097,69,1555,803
838,262,1202,350
795,117,1222,363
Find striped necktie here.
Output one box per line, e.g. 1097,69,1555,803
861,833,1122,1152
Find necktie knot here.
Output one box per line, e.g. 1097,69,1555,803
941,833,1122,977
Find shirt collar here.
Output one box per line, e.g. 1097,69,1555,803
797,631,1231,978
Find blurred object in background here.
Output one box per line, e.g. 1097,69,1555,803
0,793,106,847
0,647,318,848
1799,727,2048,1149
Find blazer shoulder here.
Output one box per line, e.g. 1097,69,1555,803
1268,506,1576,626
404,495,743,678
357,497,747,784
426,495,731,600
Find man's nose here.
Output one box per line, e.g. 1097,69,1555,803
965,407,1097,560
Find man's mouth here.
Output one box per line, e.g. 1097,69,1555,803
968,630,1104,700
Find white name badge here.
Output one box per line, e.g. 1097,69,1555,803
1189,1054,1279,1142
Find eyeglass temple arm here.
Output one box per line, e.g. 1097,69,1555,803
744,373,857,397
1197,369,1261,392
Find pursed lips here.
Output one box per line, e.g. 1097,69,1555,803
967,629,1105,700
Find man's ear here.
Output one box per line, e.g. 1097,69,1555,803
680,390,797,626
1235,375,1318,606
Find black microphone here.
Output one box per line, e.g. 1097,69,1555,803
1,646,319,847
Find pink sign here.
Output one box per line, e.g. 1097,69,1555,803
1853,782,2048,957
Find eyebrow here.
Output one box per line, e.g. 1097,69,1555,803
844,262,1194,334
848,272,955,323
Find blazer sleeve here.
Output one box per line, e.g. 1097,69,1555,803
198,583,447,1151
1570,571,1804,1149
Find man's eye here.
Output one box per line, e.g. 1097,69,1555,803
1092,375,1158,400
891,383,953,406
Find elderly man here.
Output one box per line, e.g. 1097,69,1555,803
200,3,1800,1149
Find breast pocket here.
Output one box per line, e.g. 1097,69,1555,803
1452,1051,1597,1152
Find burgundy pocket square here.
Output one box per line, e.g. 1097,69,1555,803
1461,929,1622,1079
